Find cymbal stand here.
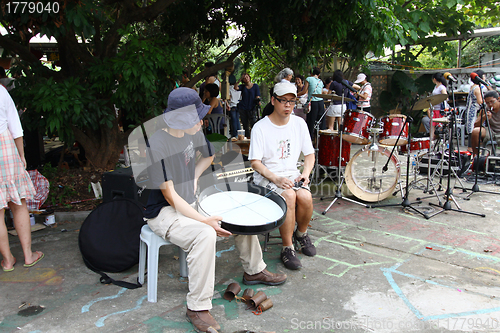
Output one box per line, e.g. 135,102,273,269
420,108,464,203
422,100,445,195
371,97,426,217
428,134,467,191
321,93,369,213
312,104,334,185
399,152,442,205
426,103,485,218
432,88,463,186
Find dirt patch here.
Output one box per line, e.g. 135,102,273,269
41,166,103,212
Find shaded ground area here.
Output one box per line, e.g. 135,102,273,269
40,166,103,212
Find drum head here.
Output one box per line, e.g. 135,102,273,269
198,182,287,235
319,129,338,135
345,146,401,202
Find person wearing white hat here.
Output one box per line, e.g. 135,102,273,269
144,88,287,333
249,81,316,270
354,73,372,113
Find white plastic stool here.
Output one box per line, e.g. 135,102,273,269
138,224,188,303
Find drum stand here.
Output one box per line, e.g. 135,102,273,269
398,153,442,205
418,112,464,205
426,106,485,218
428,134,467,191
420,100,451,196
312,107,335,185
370,114,426,217
320,97,369,213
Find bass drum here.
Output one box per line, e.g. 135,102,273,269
345,146,401,202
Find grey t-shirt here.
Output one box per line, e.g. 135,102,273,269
144,129,213,218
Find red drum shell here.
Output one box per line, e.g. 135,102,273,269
318,131,351,167
400,137,430,154
342,110,375,145
378,114,409,146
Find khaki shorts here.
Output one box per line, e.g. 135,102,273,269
255,174,310,195
482,129,500,143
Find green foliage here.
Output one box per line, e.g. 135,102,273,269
379,71,437,133
461,34,500,67
379,71,419,113
40,163,58,180
9,30,186,148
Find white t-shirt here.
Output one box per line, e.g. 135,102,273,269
358,82,372,107
229,86,241,108
0,85,22,138
249,115,314,184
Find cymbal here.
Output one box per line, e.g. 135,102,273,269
413,94,448,110
312,93,354,102
433,117,450,123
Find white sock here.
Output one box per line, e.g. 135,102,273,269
296,229,307,238
282,245,294,252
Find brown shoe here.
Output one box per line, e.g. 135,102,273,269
242,269,287,286
186,308,220,332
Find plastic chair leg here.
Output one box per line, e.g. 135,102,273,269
138,237,147,285
146,236,161,303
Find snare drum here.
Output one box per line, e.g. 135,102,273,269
198,182,287,235
342,110,375,145
378,114,409,146
400,137,430,154
318,130,351,167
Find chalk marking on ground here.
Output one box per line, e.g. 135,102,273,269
81,288,127,313
95,295,147,327
382,244,500,321
216,245,235,258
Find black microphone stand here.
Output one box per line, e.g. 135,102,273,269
370,96,426,217
455,84,500,198
426,80,485,218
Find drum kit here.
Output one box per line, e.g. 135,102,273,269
311,92,472,217
310,93,410,204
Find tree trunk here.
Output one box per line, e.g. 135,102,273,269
72,121,125,170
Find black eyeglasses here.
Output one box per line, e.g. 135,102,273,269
274,96,297,105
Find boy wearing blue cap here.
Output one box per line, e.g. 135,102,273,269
144,88,286,332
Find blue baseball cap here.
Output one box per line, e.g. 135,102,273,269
163,87,211,129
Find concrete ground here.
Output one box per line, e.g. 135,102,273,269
2,155,500,333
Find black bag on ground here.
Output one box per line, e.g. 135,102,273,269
79,198,146,289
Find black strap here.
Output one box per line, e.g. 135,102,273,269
82,255,143,289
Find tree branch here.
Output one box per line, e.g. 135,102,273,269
184,45,246,88
261,48,280,68
0,35,38,63
0,35,63,79
100,0,177,58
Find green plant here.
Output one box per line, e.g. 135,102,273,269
40,163,58,180
379,71,435,134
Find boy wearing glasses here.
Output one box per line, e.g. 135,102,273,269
249,82,316,270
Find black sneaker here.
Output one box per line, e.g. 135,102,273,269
294,232,316,256
280,247,302,270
